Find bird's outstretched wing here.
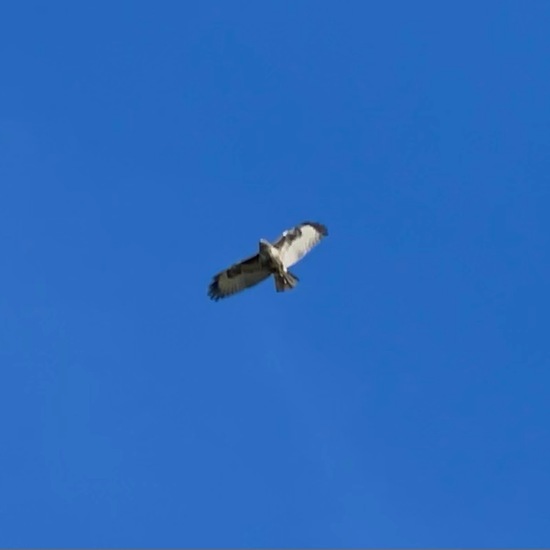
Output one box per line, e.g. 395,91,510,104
208,254,271,301
273,221,328,268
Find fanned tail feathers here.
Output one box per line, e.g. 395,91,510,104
274,271,299,292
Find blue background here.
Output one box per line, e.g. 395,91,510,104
1,1,549,546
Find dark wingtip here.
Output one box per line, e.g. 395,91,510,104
302,221,328,236
207,278,223,301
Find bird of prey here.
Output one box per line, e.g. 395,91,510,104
208,221,328,301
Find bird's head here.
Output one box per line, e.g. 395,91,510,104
258,238,272,254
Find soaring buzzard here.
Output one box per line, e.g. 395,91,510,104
208,221,328,301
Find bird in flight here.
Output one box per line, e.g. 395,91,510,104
208,221,328,301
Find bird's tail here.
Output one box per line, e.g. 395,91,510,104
274,270,299,292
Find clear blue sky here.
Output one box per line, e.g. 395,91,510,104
1,1,549,547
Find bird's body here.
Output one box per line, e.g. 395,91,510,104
208,221,328,301
258,238,298,292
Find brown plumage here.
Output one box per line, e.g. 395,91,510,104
208,221,328,301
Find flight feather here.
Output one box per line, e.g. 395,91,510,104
208,221,328,301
